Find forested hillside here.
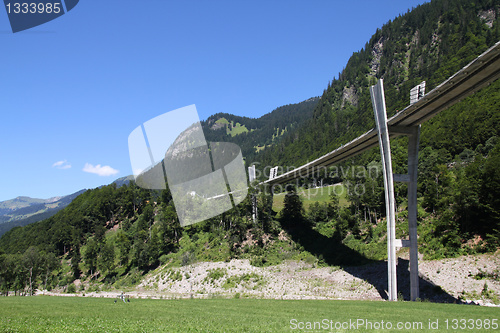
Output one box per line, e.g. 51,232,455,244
202,97,319,162
0,0,499,295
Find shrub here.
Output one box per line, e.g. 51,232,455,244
66,284,76,293
164,269,183,281
159,254,169,265
204,268,227,284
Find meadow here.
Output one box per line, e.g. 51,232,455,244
273,184,349,212
0,296,499,332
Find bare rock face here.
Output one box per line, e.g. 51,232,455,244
210,122,226,130
370,37,385,76
341,86,359,108
478,7,497,28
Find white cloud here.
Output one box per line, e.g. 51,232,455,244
83,163,119,177
52,160,71,169
132,168,144,177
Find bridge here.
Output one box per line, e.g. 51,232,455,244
261,40,500,301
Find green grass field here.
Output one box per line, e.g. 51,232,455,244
273,184,349,212
1,296,499,332
227,122,249,137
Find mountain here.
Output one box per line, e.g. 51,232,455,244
201,97,319,162
0,190,86,237
0,196,61,217
0,176,134,237
256,0,500,168
113,176,133,186
0,192,83,225
106,175,134,189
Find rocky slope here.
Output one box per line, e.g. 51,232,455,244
49,252,500,306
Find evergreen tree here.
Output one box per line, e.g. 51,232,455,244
280,185,306,229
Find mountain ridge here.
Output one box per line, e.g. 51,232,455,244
0,196,62,213
0,189,86,237
0,176,136,237
0,194,77,223
202,97,320,161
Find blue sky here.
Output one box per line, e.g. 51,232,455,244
0,0,428,201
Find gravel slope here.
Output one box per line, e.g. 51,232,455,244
45,252,499,306
132,252,499,305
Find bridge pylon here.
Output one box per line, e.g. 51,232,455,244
370,79,420,301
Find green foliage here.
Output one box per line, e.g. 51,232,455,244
0,247,60,296
204,268,227,284
222,273,264,290
164,269,183,282
471,269,500,281
65,283,76,293
97,241,115,275
280,185,307,229
82,237,98,276
113,268,142,289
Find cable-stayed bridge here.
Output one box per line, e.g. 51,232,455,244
260,41,500,301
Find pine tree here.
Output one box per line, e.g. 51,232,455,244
280,185,305,229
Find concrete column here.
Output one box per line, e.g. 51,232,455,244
370,80,398,301
252,194,258,223
408,126,420,301
248,166,257,223
389,124,421,301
